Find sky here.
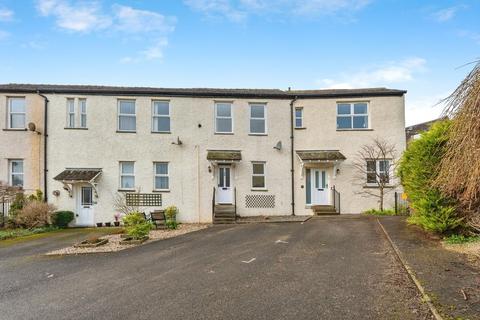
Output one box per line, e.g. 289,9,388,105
0,0,479,125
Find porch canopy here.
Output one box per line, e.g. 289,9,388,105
207,150,242,162
296,150,346,163
53,168,102,197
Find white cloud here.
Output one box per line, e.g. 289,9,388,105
318,57,427,89
458,30,480,45
432,5,465,22
405,93,448,126
0,8,13,21
35,1,176,61
184,0,371,22
0,29,9,40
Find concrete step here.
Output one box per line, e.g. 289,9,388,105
311,205,338,215
213,218,236,224
214,212,236,218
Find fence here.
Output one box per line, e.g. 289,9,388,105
394,192,410,215
1,198,12,227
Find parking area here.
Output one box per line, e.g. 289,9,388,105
0,216,431,320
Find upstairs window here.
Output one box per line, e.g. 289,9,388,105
250,104,266,134
337,102,368,130
9,159,24,187
79,99,87,128
152,101,170,133
154,162,169,190
366,159,390,185
215,103,233,134
7,97,26,129
120,162,135,190
252,162,266,189
118,100,136,132
66,98,75,128
295,107,303,128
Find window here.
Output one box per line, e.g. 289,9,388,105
118,100,136,132
152,101,170,133
366,159,390,185
295,108,303,128
79,99,87,128
66,98,75,128
9,159,24,187
250,104,266,134
7,97,26,129
154,162,169,190
337,102,368,129
252,162,266,189
120,162,135,189
215,103,233,133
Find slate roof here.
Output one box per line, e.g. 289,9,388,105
405,117,448,141
54,169,102,181
0,84,406,98
296,150,346,161
207,150,242,161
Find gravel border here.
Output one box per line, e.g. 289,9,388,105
46,224,209,256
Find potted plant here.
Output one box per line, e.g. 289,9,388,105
96,222,103,227
105,222,112,227
114,213,121,227
165,205,179,230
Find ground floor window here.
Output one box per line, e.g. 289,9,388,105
9,159,24,187
120,161,135,190
366,159,390,184
252,162,266,189
154,162,169,190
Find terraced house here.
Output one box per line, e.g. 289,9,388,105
0,84,406,226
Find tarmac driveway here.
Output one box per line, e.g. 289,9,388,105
0,216,431,320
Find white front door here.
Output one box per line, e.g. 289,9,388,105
311,169,329,205
217,166,233,204
76,185,94,226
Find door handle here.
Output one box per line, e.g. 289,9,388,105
222,187,227,190
83,206,90,208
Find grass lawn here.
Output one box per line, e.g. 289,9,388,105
0,226,59,241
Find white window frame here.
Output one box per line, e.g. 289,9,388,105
249,103,267,135
251,161,266,190
79,98,87,128
152,100,171,133
119,161,135,190
7,97,26,129
9,159,24,187
214,102,233,134
117,100,136,132
66,98,76,128
366,159,391,185
153,162,169,191
295,107,303,128
336,102,369,130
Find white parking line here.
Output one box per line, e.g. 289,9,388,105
241,258,256,264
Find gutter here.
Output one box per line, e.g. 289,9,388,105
290,95,298,215
36,91,49,202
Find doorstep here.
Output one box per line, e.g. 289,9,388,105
378,216,480,320
235,215,311,224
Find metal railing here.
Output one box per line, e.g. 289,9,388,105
332,186,341,214
234,187,237,219
212,187,216,219
394,192,410,215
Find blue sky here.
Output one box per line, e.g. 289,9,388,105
0,0,479,125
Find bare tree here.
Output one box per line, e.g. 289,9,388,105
112,188,145,216
353,138,397,211
0,181,21,201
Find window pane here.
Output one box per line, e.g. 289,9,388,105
380,173,389,184
121,162,134,174
153,117,170,132
336,116,351,129
379,160,389,172
295,118,302,128
216,118,232,132
155,176,169,189
367,173,376,184
119,101,135,114
79,99,87,113
154,102,169,115
12,174,23,187
252,176,265,188
155,163,168,175
216,104,231,117
10,114,25,128
252,163,264,174
10,98,25,113
295,109,302,118
366,160,376,172
354,103,367,114
353,116,368,128
337,104,351,115
80,114,87,128
121,176,135,189
67,99,75,113
250,119,265,133
250,105,264,118
12,160,23,173
68,114,75,128
119,116,136,131
225,168,230,187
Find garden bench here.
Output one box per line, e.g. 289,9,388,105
150,210,167,229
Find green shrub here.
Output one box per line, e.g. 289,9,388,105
0,226,57,241
363,208,396,216
52,211,74,228
444,234,480,244
165,205,179,230
122,212,153,239
8,193,26,220
398,120,463,234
